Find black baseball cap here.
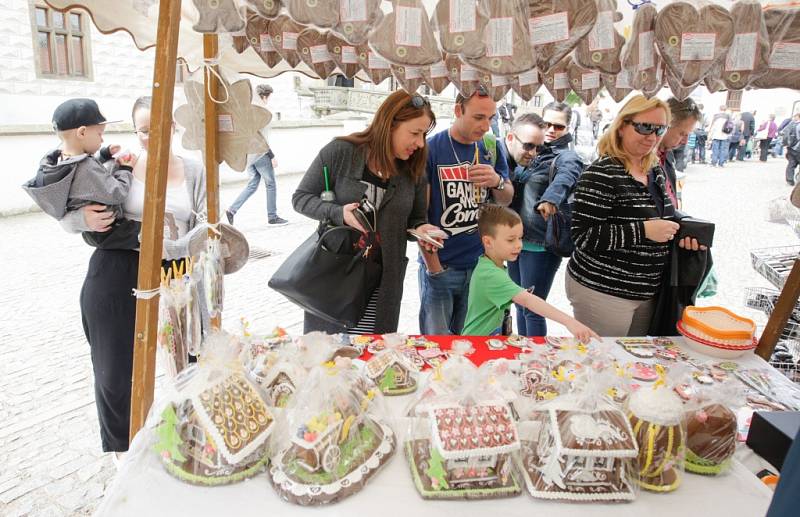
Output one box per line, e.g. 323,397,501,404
52,98,121,131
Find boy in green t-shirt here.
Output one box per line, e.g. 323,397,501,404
462,205,599,341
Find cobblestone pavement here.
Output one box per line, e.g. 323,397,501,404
1,157,798,515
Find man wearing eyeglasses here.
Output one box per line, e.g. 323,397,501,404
507,102,584,337
418,89,513,335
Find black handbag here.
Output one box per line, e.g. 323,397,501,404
543,158,575,258
675,216,715,248
268,211,382,327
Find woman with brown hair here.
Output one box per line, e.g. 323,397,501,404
292,90,440,334
566,94,699,337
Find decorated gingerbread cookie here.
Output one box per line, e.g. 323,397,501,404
192,0,245,33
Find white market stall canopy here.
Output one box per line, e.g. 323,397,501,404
45,0,800,102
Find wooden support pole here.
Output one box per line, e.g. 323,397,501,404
203,33,222,330
756,259,800,361
129,0,182,439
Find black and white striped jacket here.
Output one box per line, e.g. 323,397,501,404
567,155,675,301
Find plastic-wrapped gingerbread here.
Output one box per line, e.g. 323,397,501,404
431,0,489,59
267,14,308,68
231,30,250,54
245,14,284,68
541,55,572,103
665,67,697,101
192,0,245,33
287,0,339,28
297,28,338,79
446,53,482,97
154,333,275,485
244,0,282,19
510,68,541,101
528,0,598,73
420,60,452,94
751,6,800,90
269,360,395,505
627,385,685,492
478,73,512,102
327,33,361,79
622,2,662,97
574,0,624,74
370,0,442,66
356,42,393,85
654,2,734,88
463,0,535,76
601,69,632,103
331,0,384,46
566,60,602,105
391,64,426,93
706,1,770,91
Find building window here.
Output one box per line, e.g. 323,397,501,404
176,58,189,83
726,90,743,112
31,3,91,79
533,95,543,108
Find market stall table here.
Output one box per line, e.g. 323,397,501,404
96,336,798,516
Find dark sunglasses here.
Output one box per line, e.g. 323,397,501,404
628,121,667,137
410,94,430,109
545,122,566,131
512,133,542,152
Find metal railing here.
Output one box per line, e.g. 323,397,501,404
308,86,455,119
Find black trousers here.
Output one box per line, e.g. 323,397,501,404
80,249,139,452
787,149,800,185
760,137,773,161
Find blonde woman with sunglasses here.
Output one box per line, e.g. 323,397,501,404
565,95,685,337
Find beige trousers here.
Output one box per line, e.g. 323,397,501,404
565,273,656,337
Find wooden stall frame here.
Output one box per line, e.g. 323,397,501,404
203,33,222,331
129,0,183,439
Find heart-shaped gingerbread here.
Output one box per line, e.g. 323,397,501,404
245,14,283,68
464,0,535,75
601,70,632,103
445,53,481,97
327,33,360,79
749,7,799,90
622,2,661,94
574,0,624,74
655,2,734,88
420,60,451,94
243,0,281,19
297,28,337,79
705,1,770,91
267,15,307,68
357,43,393,85
665,67,697,101
287,0,338,27
370,0,442,66
528,0,598,73
432,0,488,59
391,64,426,93
510,68,541,101
567,59,601,105
478,72,511,102
331,0,383,45
541,55,572,103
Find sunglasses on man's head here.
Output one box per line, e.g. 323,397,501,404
512,133,542,152
628,121,667,137
545,122,566,131
410,94,430,109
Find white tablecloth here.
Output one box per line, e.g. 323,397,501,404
97,337,798,516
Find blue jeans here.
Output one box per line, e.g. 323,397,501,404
229,153,277,218
710,139,729,166
418,265,473,335
507,250,562,336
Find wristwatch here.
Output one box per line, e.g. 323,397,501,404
493,175,505,190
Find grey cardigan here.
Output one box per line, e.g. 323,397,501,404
292,139,428,334
59,157,207,260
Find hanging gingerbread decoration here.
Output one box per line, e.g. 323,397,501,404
432,0,489,59
527,0,598,73
370,0,442,66
574,0,624,74
245,14,283,68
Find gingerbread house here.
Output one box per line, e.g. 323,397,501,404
366,349,418,395
406,401,522,499
518,402,639,501
155,371,275,485
249,356,306,408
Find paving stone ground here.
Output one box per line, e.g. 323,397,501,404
0,155,798,516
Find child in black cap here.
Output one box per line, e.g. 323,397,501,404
23,98,141,248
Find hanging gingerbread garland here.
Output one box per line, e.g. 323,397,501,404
420,60,451,94
267,14,307,68
528,0,598,74
245,14,284,68
464,0,536,76
370,0,442,66
356,42,393,85
297,28,338,79
432,0,489,59
327,33,360,79
541,55,572,103
574,0,624,74
510,67,541,101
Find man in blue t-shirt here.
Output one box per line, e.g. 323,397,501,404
418,88,513,335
